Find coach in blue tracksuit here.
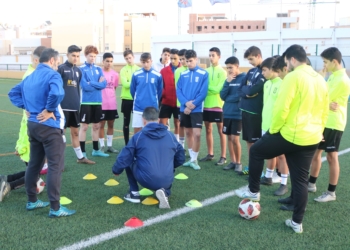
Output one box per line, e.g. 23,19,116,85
8,48,75,217
130,52,163,134
112,107,185,209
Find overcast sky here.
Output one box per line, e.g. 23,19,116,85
0,0,349,32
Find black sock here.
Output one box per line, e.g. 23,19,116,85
123,126,129,145
80,141,86,152
93,141,99,151
50,201,60,211
309,176,317,184
328,184,336,192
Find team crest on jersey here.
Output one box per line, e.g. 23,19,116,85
195,77,199,82
151,78,155,84
95,69,99,74
76,72,79,78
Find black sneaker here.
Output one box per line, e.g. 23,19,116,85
274,184,288,196
260,176,273,186
199,154,214,162
223,162,235,170
278,196,293,205
280,204,294,211
215,157,226,166
124,192,141,203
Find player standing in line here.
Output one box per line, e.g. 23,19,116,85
130,53,163,134
200,47,227,166
99,53,119,153
177,50,209,170
308,47,350,202
220,56,245,172
120,50,140,145
58,45,95,164
237,46,265,174
159,49,181,138
79,45,108,158
153,47,171,73
175,49,188,151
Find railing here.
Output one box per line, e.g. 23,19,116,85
0,64,29,71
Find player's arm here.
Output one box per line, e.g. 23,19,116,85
192,73,209,107
8,81,25,109
130,74,136,99
46,74,65,111
220,80,230,101
322,90,329,128
269,75,296,134
89,68,107,89
176,75,189,108
328,79,350,109
112,136,136,175
80,71,95,92
157,76,163,102
208,70,227,94
241,74,265,97
237,73,249,98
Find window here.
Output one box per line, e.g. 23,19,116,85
125,30,130,36
211,26,215,29
226,26,229,29
262,25,265,29
233,26,236,29
204,26,207,29
248,26,251,29
256,25,259,29
240,25,244,29
125,45,130,50
197,26,202,32
218,26,222,29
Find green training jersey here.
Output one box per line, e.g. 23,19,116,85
120,64,140,100
204,65,227,109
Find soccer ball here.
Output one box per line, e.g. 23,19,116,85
36,178,45,194
238,199,261,220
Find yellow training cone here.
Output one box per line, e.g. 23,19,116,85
139,188,153,196
104,179,119,186
142,197,159,205
175,173,188,180
60,196,72,205
185,199,202,208
83,173,97,180
107,196,124,204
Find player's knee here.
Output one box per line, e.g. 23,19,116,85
92,124,100,130
326,152,338,163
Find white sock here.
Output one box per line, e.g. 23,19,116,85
188,148,193,158
74,147,84,159
191,151,199,162
42,163,48,170
131,191,139,196
99,138,105,148
281,174,288,185
174,134,179,142
265,168,274,178
107,135,113,147
179,137,185,148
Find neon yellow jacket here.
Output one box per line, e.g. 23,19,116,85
175,66,188,107
270,64,329,146
120,64,140,100
325,68,350,131
204,65,227,108
15,65,35,162
262,77,282,131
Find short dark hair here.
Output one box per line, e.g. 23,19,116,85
272,56,286,72
209,47,221,56
225,56,239,65
306,57,311,66
261,57,276,70
284,44,307,63
33,46,47,58
170,49,179,55
162,47,170,54
123,49,134,57
103,52,113,60
67,45,81,54
142,107,159,121
185,50,197,59
39,48,59,63
140,52,152,61
321,47,342,64
244,46,262,58
178,49,187,56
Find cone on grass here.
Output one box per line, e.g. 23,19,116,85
104,179,119,186
139,188,153,196
142,197,159,205
185,199,202,208
124,217,143,227
60,196,72,205
83,173,97,180
175,173,188,180
107,196,124,204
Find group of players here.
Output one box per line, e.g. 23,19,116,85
1,43,349,232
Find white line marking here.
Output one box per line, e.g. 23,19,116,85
58,147,350,250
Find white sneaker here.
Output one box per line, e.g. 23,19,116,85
285,219,303,233
308,182,317,193
314,191,336,202
272,172,281,184
156,189,170,209
234,186,260,201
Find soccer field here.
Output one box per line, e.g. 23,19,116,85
0,78,350,250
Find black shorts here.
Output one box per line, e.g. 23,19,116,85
242,111,262,143
203,110,223,123
180,112,203,128
63,110,80,128
159,104,179,119
101,110,119,121
121,99,133,115
80,105,102,124
318,128,343,152
222,118,242,136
